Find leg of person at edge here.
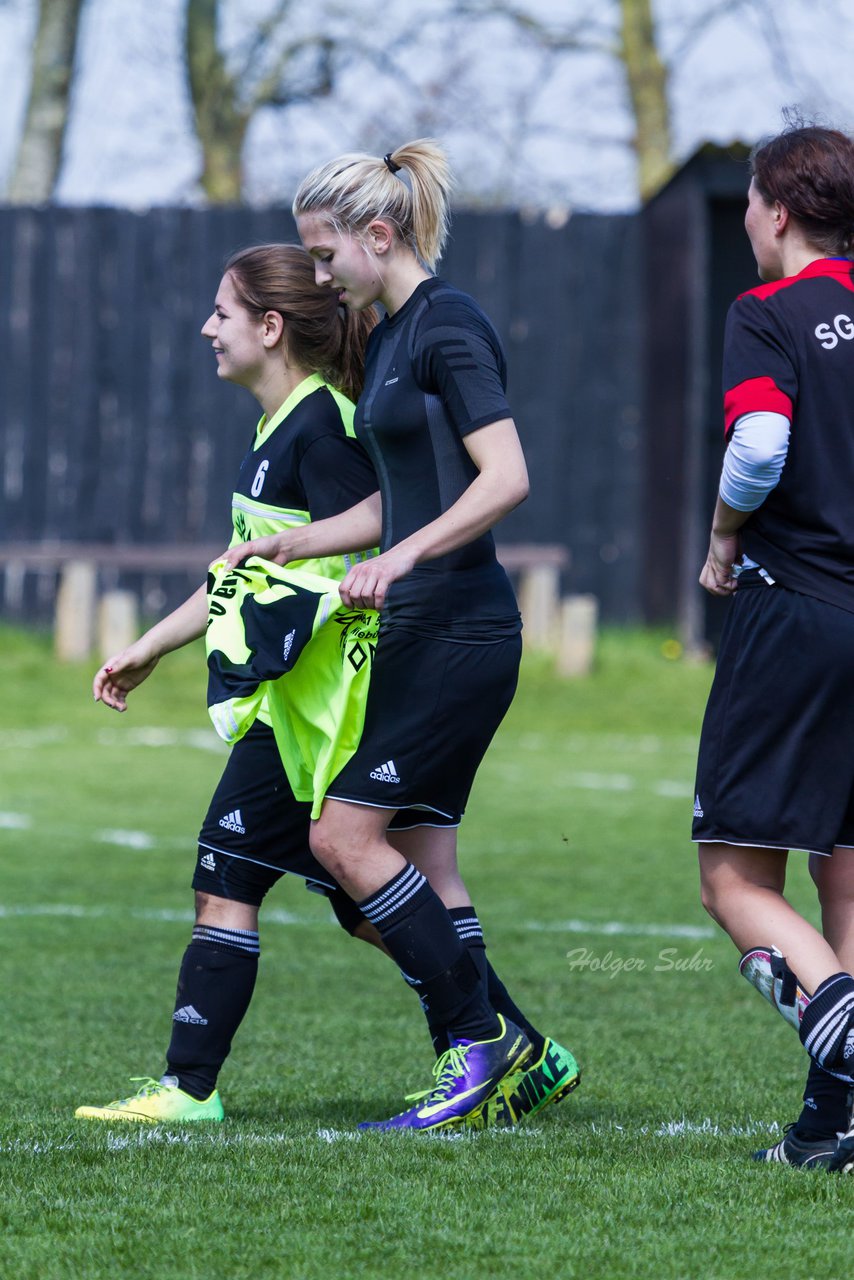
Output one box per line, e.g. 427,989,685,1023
694,118,854,1172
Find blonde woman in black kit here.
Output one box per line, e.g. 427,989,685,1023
222,140,580,1132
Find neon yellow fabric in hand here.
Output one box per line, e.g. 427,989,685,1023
206,558,378,816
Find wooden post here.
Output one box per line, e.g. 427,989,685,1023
54,561,97,661
518,564,561,651
97,590,139,660
557,594,599,677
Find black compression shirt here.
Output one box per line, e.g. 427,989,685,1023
355,277,521,637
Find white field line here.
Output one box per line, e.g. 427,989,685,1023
0,900,715,941
96,728,226,754
525,919,716,939
0,812,31,829
0,1117,781,1156
96,829,155,850
0,903,311,925
0,725,225,754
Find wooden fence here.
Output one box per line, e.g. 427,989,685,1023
0,205,642,626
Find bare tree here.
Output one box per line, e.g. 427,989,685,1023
7,0,84,203
618,0,672,199
186,0,337,203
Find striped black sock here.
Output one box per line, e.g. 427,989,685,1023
359,865,498,1043
799,972,854,1077
451,907,546,1058
165,927,260,1100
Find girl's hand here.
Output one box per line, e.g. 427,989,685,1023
93,641,160,712
699,531,740,596
215,533,293,570
339,546,417,611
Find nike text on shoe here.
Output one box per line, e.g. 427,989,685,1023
357,1015,531,1132
74,1076,225,1123
468,1037,581,1130
753,1124,840,1169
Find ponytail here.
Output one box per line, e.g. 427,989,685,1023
293,139,453,271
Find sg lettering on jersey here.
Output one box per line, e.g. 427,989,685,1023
814,314,854,349
251,459,269,496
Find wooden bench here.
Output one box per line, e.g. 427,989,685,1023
0,540,596,673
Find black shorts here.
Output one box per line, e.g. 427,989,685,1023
692,572,854,856
193,722,452,906
327,627,522,824
194,721,333,905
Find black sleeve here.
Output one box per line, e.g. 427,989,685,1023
722,294,797,436
298,432,379,522
411,299,511,436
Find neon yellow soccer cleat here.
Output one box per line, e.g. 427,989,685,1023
468,1037,581,1130
74,1076,225,1123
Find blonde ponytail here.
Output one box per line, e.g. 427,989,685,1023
293,139,453,271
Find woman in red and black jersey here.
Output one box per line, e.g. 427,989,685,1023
693,121,854,1170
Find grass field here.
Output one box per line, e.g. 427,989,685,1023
0,624,850,1279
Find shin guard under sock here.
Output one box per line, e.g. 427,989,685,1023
166,926,259,1099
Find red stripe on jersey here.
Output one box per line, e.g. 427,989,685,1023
738,257,854,302
724,377,793,435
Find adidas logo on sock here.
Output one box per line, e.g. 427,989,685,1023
173,1005,208,1025
693,794,704,818
844,1030,854,1061
370,760,400,783
200,852,216,872
219,808,246,834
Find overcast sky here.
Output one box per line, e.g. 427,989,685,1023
1,0,852,211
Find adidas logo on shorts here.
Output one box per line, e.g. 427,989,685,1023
693,794,704,818
219,808,246,834
200,851,216,872
283,628,296,661
370,760,400,783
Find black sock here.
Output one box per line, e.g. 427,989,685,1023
452,908,546,1057
165,925,259,1100
799,972,854,1077
796,1058,853,1140
358,864,498,1043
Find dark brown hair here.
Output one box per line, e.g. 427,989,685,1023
224,243,376,401
751,121,854,257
